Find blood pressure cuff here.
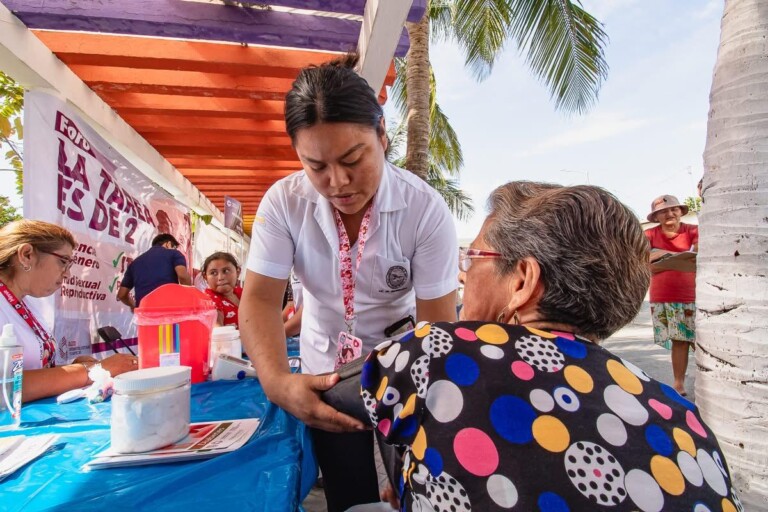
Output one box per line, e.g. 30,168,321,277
321,357,404,488
321,357,371,425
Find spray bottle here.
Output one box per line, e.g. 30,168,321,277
0,324,23,430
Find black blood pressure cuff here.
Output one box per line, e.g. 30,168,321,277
321,357,404,488
320,356,371,426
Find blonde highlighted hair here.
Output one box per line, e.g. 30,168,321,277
0,219,76,276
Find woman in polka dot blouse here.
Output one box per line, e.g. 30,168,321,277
360,182,741,512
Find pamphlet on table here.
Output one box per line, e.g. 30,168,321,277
87,418,260,469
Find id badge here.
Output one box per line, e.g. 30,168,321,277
335,331,363,370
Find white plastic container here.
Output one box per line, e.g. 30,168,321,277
111,366,191,453
0,325,23,431
209,326,242,371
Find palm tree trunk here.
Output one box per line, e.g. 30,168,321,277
404,12,430,180
698,0,768,507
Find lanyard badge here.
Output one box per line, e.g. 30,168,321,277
332,202,373,369
335,331,362,370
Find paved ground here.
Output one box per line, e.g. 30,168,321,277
302,302,694,511
302,480,328,511
602,301,696,399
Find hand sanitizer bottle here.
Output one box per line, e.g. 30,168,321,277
0,324,23,430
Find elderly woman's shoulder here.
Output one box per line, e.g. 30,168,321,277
411,321,740,509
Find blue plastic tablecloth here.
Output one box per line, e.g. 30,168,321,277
0,379,317,512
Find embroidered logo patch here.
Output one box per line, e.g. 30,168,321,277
386,265,408,289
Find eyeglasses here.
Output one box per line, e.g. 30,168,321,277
458,247,502,272
38,249,75,272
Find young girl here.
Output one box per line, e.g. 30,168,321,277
202,252,242,327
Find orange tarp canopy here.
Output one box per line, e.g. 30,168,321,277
34,30,396,234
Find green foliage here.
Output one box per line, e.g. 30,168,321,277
391,58,465,176
423,164,474,221
435,0,609,113
391,58,472,219
190,211,214,235
395,0,609,222
388,124,474,221
0,195,21,227
684,196,702,213
0,71,24,196
0,72,23,115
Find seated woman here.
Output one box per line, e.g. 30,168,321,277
0,220,138,402
358,182,741,511
202,252,242,327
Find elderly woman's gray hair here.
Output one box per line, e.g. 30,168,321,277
485,181,650,340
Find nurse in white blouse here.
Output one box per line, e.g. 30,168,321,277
239,54,458,511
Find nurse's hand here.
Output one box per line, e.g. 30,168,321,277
270,373,367,432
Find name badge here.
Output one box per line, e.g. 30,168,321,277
335,331,362,370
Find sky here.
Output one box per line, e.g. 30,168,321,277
405,0,724,241
1,0,723,240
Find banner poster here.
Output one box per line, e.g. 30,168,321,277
23,91,191,363
223,195,244,237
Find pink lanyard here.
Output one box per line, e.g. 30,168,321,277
333,202,374,334
0,279,56,368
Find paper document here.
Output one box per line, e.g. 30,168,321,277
0,434,58,481
87,418,260,469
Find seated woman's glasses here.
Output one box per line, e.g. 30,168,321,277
458,247,502,272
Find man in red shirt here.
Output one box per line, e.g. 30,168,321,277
645,195,698,396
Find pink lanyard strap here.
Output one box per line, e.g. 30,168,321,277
0,279,56,368
333,202,374,333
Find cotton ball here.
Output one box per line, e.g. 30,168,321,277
111,381,191,454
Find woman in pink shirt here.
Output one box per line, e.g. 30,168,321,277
644,195,698,396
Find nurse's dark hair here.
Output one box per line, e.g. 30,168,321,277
484,181,651,341
202,252,240,275
284,52,384,141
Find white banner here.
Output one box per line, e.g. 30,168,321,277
23,91,191,363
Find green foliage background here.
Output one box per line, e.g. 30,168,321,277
0,71,23,226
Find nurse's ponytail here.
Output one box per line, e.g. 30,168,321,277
284,52,384,142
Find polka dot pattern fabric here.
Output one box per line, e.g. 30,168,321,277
361,321,742,511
